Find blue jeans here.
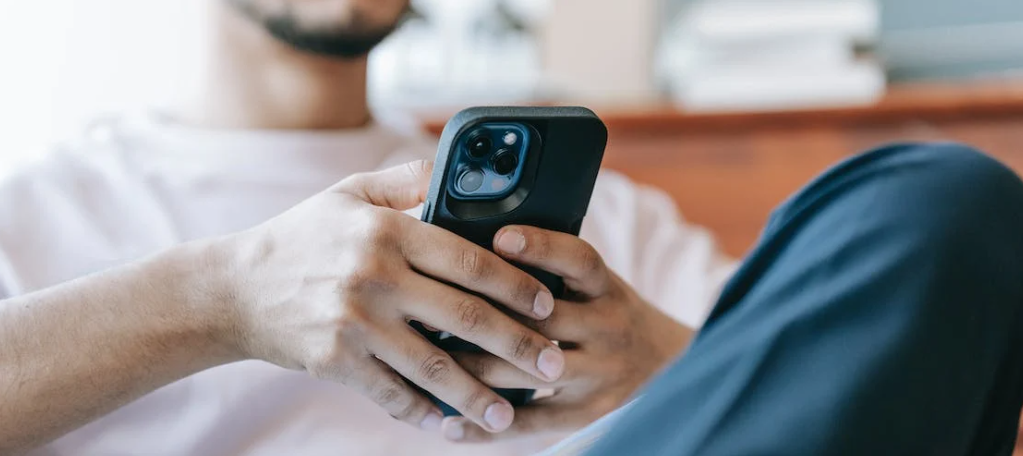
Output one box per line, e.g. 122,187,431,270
588,144,1023,455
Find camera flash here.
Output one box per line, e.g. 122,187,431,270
491,177,509,192
503,132,518,146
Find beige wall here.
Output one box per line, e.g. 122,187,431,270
541,0,661,103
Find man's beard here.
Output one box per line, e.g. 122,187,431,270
229,0,404,59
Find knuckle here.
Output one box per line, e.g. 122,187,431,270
374,383,418,422
340,260,398,295
459,248,492,283
417,353,454,384
372,382,406,407
333,306,381,349
367,230,400,253
334,329,365,357
509,331,538,361
361,211,402,247
379,389,421,422
454,298,487,335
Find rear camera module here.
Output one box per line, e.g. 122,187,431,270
502,131,518,146
457,167,485,193
467,134,492,158
492,149,519,175
449,123,529,200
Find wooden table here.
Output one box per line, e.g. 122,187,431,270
420,80,1023,258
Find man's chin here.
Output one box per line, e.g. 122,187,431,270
228,0,402,59
263,20,395,59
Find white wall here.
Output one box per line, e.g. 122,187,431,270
0,0,205,169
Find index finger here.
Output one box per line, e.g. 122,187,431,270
401,221,555,320
492,226,611,298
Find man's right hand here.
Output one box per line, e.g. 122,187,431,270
217,160,565,434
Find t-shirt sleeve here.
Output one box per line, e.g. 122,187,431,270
582,171,739,330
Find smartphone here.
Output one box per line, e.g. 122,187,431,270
413,106,608,415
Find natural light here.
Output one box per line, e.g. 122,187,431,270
0,0,207,172
0,0,549,174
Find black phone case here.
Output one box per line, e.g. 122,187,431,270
415,106,608,415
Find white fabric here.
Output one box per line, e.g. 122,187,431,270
534,399,639,456
0,112,737,456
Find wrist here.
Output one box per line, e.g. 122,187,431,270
158,236,249,364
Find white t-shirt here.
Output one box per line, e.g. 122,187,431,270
0,113,737,456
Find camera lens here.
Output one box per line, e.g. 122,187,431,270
458,168,485,193
467,135,491,158
492,149,519,175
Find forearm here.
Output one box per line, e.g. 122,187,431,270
0,239,242,454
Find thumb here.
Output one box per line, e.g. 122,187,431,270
335,160,434,210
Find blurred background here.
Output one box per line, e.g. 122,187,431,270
3,0,1023,449
2,0,1023,256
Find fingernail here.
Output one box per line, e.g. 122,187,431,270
443,418,466,441
484,402,514,431
496,230,526,254
420,411,443,432
537,346,565,381
533,290,554,319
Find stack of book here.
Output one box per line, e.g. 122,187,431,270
657,0,885,112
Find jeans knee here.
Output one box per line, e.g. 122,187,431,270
868,143,1023,234
835,143,1023,292
769,142,1023,262
898,142,1020,196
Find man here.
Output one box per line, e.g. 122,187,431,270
0,1,734,454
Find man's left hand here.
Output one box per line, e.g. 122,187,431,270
439,225,695,442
